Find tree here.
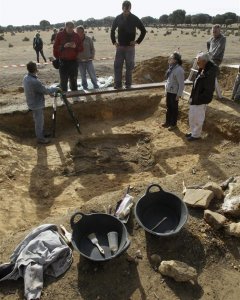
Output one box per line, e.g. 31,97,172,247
185,15,192,24
40,20,50,30
191,14,211,26
159,14,168,24
169,9,186,25
141,16,158,26
213,14,225,25
223,12,237,24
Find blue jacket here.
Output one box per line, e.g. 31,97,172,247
23,73,58,110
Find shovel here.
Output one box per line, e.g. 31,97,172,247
88,233,105,256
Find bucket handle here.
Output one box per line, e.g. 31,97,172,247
70,212,85,229
146,184,163,195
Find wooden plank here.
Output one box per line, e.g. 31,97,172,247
65,80,193,98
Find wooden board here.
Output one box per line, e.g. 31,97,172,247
66,80,193,98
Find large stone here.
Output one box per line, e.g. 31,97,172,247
204,209,227,229
159,260,197,282
183,189,214,208
222,178,240,216
225,222,240,237
203,182,224,200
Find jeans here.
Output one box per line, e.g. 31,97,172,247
32,108,44,139
165,92,179,126
114,46,135,87
59,60,78,92
35,50,46,63
78,61,99,89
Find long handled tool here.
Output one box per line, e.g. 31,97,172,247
52,93,57,138
60,93,81,134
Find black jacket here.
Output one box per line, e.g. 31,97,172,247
111,13,146,46
33,37,43,51
190,61,218,105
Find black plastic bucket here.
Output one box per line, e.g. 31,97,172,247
70,212,130,262
134,184,188,237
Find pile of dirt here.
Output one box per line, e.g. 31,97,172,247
132,56,238,93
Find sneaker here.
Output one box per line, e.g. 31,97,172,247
125,85,132,89
187,136,201,142
185,132,192,138
168,125,177,131
114,85,123,90
37,138,51,144
161,123,169,128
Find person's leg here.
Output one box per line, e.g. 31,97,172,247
165,93,172,126
170,94,179,126
36,50,40,63
189,104,206,138
125,46,135,88
79,62,88,89
87,61,99,88
32,108,44,140
114,47,124,88
69,61,78,91
40,49,47,62
59,61,69,92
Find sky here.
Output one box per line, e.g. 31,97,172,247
0,0,239,26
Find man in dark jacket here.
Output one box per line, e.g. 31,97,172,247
53,21,83,92
111,1,146,89
33,33,47,63
186,52,218,141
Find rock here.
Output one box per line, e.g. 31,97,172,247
135,250,143,259
158,260,197,282
183,189,214,208
150,254,161,268
204,209,227,229
225,222,240,237
203,182,224,200
222,178,240,216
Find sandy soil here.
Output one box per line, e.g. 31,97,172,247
0,29,240,300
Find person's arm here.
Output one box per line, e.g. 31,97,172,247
34,79,58,95
135,17,146,44
198,66,217,103
110,17,118,45
53,33,60,58
89,38,95,59
214,36,226,59
176,68,185,97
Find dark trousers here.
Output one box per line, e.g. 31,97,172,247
114,46,135,87
165,92,179,126
59,60,78,92
35,50,46,63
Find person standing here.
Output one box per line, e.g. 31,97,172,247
162,52,185,131
207,24,226,66
186,52,218,141
110,1,146,89
53,21,83,92
33,33,47,63
23,61,60,144
51,28,58,44
76,25,99,90
231,65,240,102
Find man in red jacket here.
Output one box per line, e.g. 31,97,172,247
53,21,83,92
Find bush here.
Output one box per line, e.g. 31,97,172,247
22,37,29,41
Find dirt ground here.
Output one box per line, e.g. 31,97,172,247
0,28,240,300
